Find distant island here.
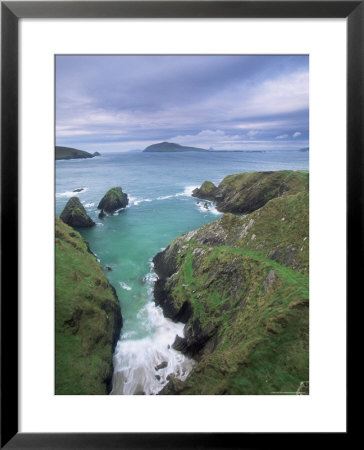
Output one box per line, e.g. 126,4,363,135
55,146,101,160
143,142,208,153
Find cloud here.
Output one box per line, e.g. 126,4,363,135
56,55,309,151
247,130,259,138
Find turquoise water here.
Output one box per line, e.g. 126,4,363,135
56,150,308,394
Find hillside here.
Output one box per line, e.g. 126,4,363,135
143,142,208,152
55,217,122,394
192,170,308,214
55,146,100,160
154,170,309,395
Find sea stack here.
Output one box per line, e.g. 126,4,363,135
60,197,95,228
97,187,129,214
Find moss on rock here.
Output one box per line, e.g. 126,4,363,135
55,217,122,394
60,197,95,228
97,187,129,214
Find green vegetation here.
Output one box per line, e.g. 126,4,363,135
55,217,122,394
97,187,129,214
193,169,309,214
155,170,309,395
143,142,208,152
55,146,100,160
60,197,95,228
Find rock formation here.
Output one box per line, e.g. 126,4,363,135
154,170,309,395
97,187,129,214
60,197,95,228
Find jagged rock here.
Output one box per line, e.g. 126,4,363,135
97,187,129,214
155,361,168,370
98,209,106,219
73,188,84,193
60,197,95,228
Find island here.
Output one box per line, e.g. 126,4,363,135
55,146,101,160
143,142,208,153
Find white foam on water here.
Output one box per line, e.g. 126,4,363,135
156,194,174,200
133,198,153,206
195,201,222,216
119,281,132,291
175,185,199,197
84,202,95,208
56,187,88,198
111,265,195,395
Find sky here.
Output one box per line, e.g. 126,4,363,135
56,55,309,152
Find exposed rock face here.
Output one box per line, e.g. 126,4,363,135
155,171,309,395
60,197,95,228
192,170,309,214
55,217,122,394
97,187,129,214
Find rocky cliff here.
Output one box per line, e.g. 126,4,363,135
154,170,309,395
55,217,122,394
192,170,308,214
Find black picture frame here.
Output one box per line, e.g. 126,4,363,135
1,1,356,448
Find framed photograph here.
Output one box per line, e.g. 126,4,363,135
2,1,356,447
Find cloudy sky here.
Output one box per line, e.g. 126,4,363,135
56,55,308,152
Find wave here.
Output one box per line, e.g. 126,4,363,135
111,301,194,395
195,200,222,216
119,281,132,291
133,198,152,206
111,264,194,395
56,187,88,198
83,202,94,208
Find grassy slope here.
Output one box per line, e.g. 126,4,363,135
159,177,309,395
55,146,94,160
55,217,122,394
194,170,308,214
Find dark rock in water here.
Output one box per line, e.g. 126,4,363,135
98,209,106,219
155,375,161,381
60,197,95,228
105,266,112,271
155,361,168,371
93,151,101,156
203,202,209,209
97,187,129,214
73,188,84,193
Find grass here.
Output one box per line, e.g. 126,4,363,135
55,217,121,394
158,177,309,395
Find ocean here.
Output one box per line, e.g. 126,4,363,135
55,149,309,394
